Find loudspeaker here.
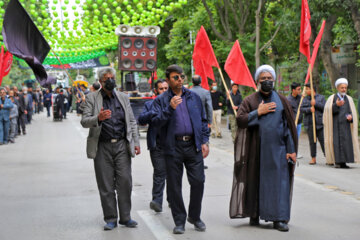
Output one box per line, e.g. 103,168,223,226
119,36,157,72
125,73,136,91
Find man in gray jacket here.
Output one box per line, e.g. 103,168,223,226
190,75,213,126
81,67,140,230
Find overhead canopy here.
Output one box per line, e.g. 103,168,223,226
0,0,187,64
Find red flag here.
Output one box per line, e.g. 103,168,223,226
224,40,257,90
148,71,158,84
0,46,4,86
305,20,326,84
299,0,311,63
1,51,13,77
193,58,212,90
192,26,219,68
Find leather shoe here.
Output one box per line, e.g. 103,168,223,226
119,219,138,228
173,225,185,234
150,201,162,212
187,217,206,232
249,217,259,226
273,221,289,232
104,222,117,230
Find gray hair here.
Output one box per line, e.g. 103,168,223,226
97,67,116,80
254,64,276,82
0,87,6,93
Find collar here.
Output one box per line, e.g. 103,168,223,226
337,92,345,100
168,87,189,97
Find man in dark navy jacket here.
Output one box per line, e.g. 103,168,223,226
151,65,210,234
138,79,169,213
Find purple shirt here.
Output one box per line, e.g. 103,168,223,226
173,92,194,136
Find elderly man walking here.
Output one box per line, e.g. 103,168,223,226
229,65,297,232
81,67,140,230
323,78,360,168
151,65,209,234
0,88,14,145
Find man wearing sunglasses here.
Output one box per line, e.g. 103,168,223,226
151,65,210,234
138,79,169,213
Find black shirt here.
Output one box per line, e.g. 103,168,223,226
227,91,243,115
287,94,303,124
210,91,225,110
99,89,126,141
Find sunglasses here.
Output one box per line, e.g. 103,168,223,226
172,74,186,80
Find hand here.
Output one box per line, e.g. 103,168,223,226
336,98,345,107
135,146,141,155
208,124,211,128
347,114,353,121
219,103,223,107
258,101,276,116
24,110,28,114
311,99,316,106
202,144,209,158
170,96,182,109
286,152,297,163
98,107,111,121
232,106,238,110
310,106,315,113
0,104,3,109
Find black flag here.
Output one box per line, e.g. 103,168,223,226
2,0,54,87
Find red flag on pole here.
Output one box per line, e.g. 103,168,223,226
1,51,13,78
305,20,326,84
0,46,4,86
148,71,158,84
192,26,219,68
224,40,257,90
299,0,312,63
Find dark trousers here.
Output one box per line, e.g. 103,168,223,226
94,139,132,223
166,140,205,226
150,145,167,205
45,105,51,117
17,113,26,134
26,110,32,124
307,126,325,158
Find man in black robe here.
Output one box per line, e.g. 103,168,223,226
229,65,297,232
324,78,359,168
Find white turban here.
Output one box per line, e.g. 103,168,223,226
254,65,276,82
335,78,348,88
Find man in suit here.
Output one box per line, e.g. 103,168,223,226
151,65,210,234
17,87,28,135
0,88,14,145
81,67,140,231
138,79,169,213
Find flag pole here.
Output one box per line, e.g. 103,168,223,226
309,70,316,143
295,63,312,126
217,67,237,115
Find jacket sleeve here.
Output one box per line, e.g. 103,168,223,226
151,97,175,127
205,91,213,124
125,95,140,147
80,94,99,128
138,101,153,125
200,97,210,144
3,99,14,110
301,98,312,114
315,95,325,111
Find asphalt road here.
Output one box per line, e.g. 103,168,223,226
0,112,359,240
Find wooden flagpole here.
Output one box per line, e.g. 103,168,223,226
217,67,237,115
309,70,317,143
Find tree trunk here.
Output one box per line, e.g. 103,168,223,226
350,3,360,40
320,15,339,89
255,0,262,68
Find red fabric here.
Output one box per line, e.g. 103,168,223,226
192,26,219,68
299,0,311,64
193,58,211,90
224,40,257,90
1,51,13,77
305,20,326,84
0,46,4,86
148,71,158,84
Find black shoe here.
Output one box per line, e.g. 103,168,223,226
150,201,162,213
249,217,259,226
341,163,350,169
187,217,206,232
119,219,138,228
204,165,208,169
273,221,289,232
173,225,185,234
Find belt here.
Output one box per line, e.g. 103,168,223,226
175,135,193,141
100,138,123,143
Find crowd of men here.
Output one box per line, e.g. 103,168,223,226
79,65,359,235
0,85,44,145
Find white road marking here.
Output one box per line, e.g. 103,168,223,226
137,210,175,240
